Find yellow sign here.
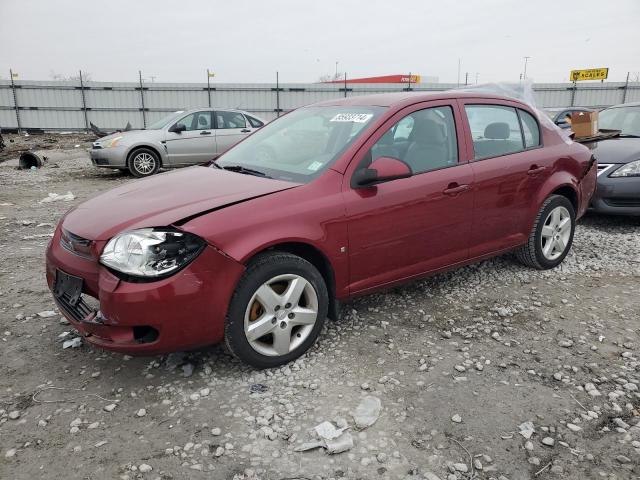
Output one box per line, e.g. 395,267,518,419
207,72,216,78
570,68,608,82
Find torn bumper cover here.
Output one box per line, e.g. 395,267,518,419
45,225,245,355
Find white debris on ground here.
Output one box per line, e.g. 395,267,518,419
39,191,75,203
1,143,640,479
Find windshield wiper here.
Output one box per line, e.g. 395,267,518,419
617,133,640,138
220,164,272,178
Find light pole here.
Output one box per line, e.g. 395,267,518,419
523,56,531,80
335,61,339,79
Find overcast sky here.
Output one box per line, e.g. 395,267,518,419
1,0,639,84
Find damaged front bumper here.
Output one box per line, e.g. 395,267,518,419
45,225,245,355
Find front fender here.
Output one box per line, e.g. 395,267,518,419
124,141,168,165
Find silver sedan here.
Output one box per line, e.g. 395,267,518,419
90,108,265,177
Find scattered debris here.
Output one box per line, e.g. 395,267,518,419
62,337,82,349
519,420,535,439
39,192,75,203
352,396,382,429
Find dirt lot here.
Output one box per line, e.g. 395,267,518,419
1,137,639,480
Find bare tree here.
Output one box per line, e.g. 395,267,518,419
318,72,345,83
49,71,93,81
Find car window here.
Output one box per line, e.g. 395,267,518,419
247,115,264,128
216,111,247,129
369,106,458,174
176,111,211,131
465,105,525,160
518,109,541,148
216,106,385,183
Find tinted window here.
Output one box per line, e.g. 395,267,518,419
369,106,458,174
518,109,540,148
216,111,247,129
175,111,211,131
247,115,264,128
465,105,524,159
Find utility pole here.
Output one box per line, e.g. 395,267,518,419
335,61,339,79
79,70,89,132
138,70,147,128
475,72,479,84
622,71,630,104
344,72,347,98
206,69,212,107
523,56,531,80
276,71,280,117
9,69,22,134
465,72,469,86
457,58,461,87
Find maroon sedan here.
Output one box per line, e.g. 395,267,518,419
46,92,597,368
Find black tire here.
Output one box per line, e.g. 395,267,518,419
127,147,160,178
516,194,576,270
225,252,328,368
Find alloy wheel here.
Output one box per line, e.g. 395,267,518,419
133,152,156,175
243,274,318,357
540,205,571,261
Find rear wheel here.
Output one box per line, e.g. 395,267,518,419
516,194,575,270
127,148,160,177
225,252,328,368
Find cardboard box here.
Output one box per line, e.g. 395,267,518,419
571,111,598,137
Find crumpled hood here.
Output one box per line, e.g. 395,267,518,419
63,166,299,241
588,137,640,164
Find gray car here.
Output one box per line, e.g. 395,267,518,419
90,108,265,177
588,102,640,216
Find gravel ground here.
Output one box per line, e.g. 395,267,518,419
0,144,639,480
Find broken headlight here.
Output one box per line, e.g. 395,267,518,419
610,159,640,177
100,228,206,279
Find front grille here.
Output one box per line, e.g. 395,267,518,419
597,163,615,177
93,158,110,165
603,198,640,207
60,229,94,258
57,293,95,323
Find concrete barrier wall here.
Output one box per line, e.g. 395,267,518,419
1,79,639,131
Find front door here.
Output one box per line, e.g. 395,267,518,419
214,110,252,154
343,102,474,295
165,111,217,166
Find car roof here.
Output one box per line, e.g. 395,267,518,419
181,107,257,115
606,101,640,109
311,91,530,109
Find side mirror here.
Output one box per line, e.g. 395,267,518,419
352,156,412,188
169,123,186,133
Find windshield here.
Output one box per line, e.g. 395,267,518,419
215,106,385,182
599,106,640,136
146,111,185,130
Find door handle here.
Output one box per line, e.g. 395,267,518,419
200,131,211,135
527,165,546,176
240,129,251,133
443,183,471,196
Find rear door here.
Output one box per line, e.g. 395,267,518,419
343,101,474,294
214,110,253,154
460,100,552,257
164,111,216,165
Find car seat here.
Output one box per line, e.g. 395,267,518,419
403,118,450,172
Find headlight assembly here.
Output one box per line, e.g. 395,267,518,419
100,228,206,280
610,159,640,177
104,136,123,148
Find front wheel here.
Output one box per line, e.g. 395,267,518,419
127,148,160,177
516,194,576,270
224,252,328,368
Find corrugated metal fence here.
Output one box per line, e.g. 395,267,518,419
1,79,639,131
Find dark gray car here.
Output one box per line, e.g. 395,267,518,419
588,102,640,215
90,108,265,177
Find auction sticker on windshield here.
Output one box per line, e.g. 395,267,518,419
330,113,373,123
